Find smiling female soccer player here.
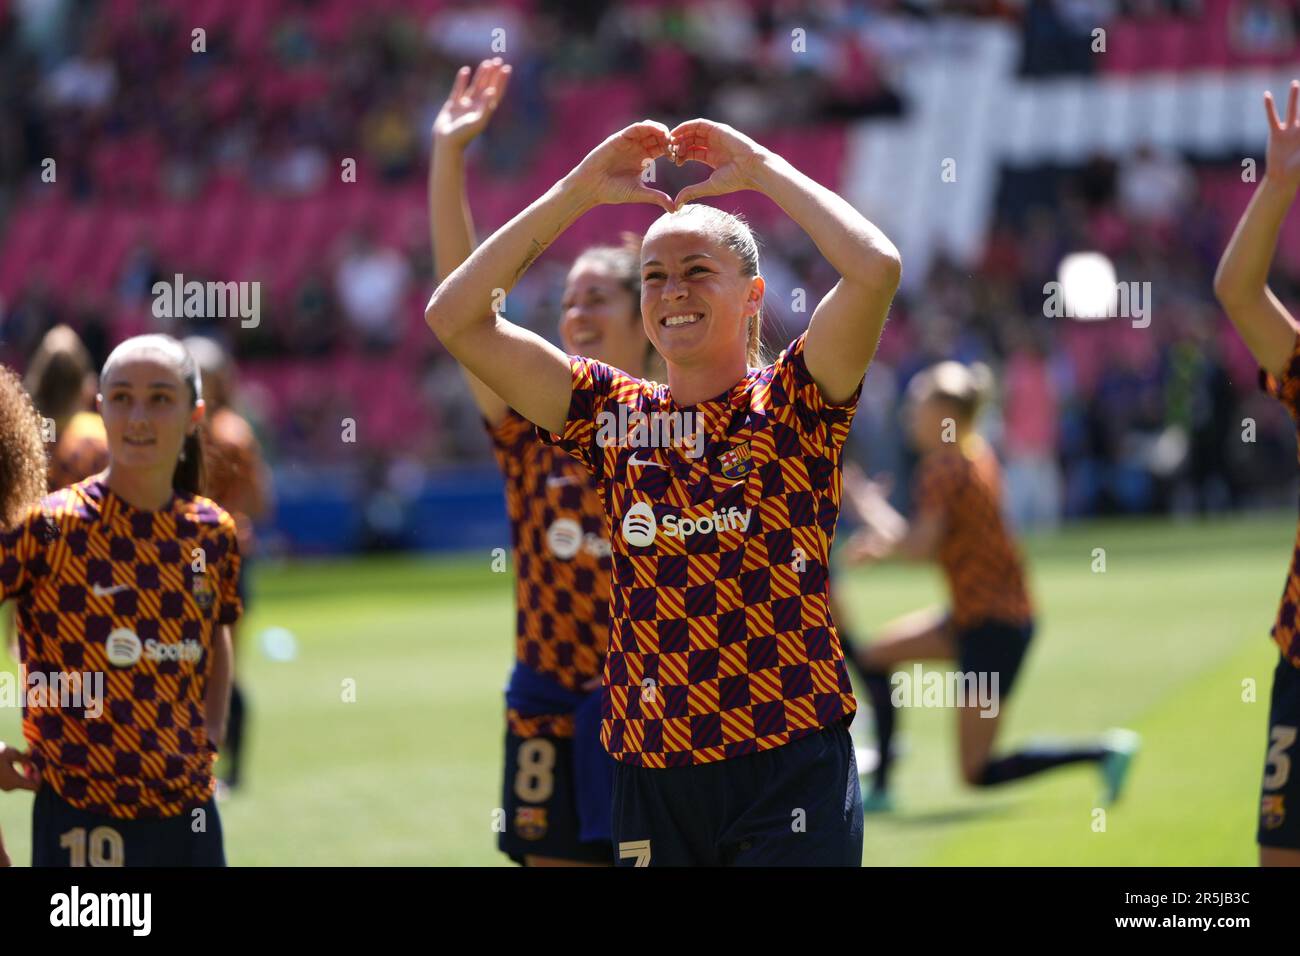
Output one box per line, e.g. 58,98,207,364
432,60,663,866
428,118,901,865
0,334,241,866
1214,79,1300,867
0,362,49,867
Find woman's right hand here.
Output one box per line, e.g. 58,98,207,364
564,121,676,213
1265,80,1300,191
0,741,39,793
434,58,511,151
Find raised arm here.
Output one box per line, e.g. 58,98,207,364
426,122,674,436
431,59,512,428
1214,80,1300,378
670,120,901,404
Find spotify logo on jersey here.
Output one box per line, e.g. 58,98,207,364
620,502,755,547
547,518,583,559
105,628,143,667
621,502,657,547
547,518,612,560
104,627,203,668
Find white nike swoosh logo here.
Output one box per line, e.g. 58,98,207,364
547,475,579,488
628,455,665,469
92,584,129,598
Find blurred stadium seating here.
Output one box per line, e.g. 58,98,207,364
1,0,1298,551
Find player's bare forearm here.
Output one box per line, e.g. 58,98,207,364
428,175,591,336
204,625,234,751
430,142,476,284
868,508,941,564
751,151,900,294
751,152,900,402
426,177,592,436
1216,82,1300,376
1214,176,1298,376
430,135,509,426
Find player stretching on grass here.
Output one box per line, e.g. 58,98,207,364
840,361,1139,812
0,363,50,867
0,335,240,866
1214,78,1300,867
428,116,901,865
432,60,661,865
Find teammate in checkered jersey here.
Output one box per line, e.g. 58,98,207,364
429,117,901,865
1215,79,1300,866
432,60,661,866
0,362,50,867
0,335,240,866
6,326,110,666
841,362,1138,814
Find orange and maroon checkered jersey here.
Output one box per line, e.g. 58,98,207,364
47,411,109,492
1259,332,1300,669
205,407,268,555
0,476,242,820
912,438,1033,629
488,409,610,737
542,332,860,768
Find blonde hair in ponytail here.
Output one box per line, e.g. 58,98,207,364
908,360,995,422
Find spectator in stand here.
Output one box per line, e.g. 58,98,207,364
1118,145,1195,229
1002,327,1063,531
334,230,411,352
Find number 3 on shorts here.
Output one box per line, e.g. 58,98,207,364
1264,725,1298,791
618,839,651,866
59,826,125,867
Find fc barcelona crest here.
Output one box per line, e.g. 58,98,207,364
1261,794,1286,830
718,442,753,480
191,572,215,611
515,806,548,840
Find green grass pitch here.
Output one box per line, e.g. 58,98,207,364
0,513,1289,865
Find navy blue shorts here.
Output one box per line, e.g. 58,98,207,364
611,723,863,866
32,786,226,867
499,731,613,865
1258,656,1300,849
954,618,1034,700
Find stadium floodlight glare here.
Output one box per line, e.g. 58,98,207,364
1058,251,1117,320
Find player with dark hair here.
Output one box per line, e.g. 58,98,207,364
0,334,241,866
432,59,658,865
841,361,1138,811
25,324,109,492
0,362,49,867
1213,78,1300,867
183,335,270,795
428,116,901,865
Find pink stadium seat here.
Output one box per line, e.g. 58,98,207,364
1099,20,1143,74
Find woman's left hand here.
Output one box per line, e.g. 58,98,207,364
668,119,768,206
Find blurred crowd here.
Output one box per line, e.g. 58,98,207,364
0,0,1298,535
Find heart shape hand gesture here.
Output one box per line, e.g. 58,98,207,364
568,118,766,212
